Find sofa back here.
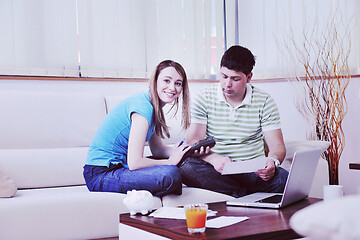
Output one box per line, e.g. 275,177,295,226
0,91,184,189
0,91,107,189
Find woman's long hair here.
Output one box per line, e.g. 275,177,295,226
149,60,190,139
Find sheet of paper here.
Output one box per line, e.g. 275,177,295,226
206,216,249,228
149,207,217,219
222,157,268,175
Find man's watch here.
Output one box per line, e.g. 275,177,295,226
269,157,281,167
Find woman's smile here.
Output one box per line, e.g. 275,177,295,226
157,66,183,105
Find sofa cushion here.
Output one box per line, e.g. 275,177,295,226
0,186,163,240
0,91,106,149
0,147,88,189
0,164,17,198
161,186,236,207
0,91,107,189
290,195,360,239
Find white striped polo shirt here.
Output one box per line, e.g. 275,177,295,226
191,83,281,161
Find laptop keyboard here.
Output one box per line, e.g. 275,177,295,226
256,194,283,203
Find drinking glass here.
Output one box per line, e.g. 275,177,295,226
184,203,208,233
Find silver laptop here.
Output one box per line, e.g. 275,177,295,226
226,148,323,208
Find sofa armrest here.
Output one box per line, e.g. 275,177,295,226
284,140,330,160
281,140,330,172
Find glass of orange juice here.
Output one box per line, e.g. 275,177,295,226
184,203,208,233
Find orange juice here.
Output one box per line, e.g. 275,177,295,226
185,208,207,228
184,204,208,233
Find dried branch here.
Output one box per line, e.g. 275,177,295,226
282,10,352,185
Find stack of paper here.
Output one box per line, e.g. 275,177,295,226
149,207,249,228
149,207,217,219
222,157,268,175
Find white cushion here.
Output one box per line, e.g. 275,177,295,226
0,91,106,149
105,95,126,112
162,104,186,145
0,164,17,198
0,147,88,188
290,195,360,240
0,186,162,240
161,186,236,207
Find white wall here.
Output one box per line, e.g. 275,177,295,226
1,78,359,196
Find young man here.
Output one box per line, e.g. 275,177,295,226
179,45,289,198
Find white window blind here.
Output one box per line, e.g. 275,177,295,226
225,0,360,79
77,0,224,79
0,0,224,79
0,0,79,77
4,0,357,80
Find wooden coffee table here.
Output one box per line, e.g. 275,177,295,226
119,198,320,240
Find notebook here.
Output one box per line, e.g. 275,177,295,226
226,148,324,208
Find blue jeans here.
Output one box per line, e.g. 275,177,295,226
83,164,182,197
179,157,289,198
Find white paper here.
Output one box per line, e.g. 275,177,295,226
149,207,217,219
222,157,268,175
206,216,249,228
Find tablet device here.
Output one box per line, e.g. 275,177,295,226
177,136,216,166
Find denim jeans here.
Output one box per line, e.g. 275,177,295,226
179,157,289,198
83,164,182,197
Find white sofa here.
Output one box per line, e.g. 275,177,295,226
0,90,235,240
0,90,328,240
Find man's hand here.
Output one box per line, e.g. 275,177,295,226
255,158,276,181
192,145,211,156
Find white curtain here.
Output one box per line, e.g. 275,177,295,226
4,0,357,80
0,0,224,79
76,0,146,78
225,0,359,79
0,0,79,77
77,0,224,79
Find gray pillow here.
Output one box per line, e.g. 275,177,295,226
0,164,17,198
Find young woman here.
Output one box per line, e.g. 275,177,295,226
83,60,191,197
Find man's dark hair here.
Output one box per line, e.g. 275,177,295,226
220,45,256,75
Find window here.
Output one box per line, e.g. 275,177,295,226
0,0,225,80
3,0,357,80
0,0,79,77
225,0,360,79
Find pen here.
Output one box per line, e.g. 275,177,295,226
178,140,184,147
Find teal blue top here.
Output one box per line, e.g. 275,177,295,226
86,91,155,168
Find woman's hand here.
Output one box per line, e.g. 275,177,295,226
168,142,191,165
